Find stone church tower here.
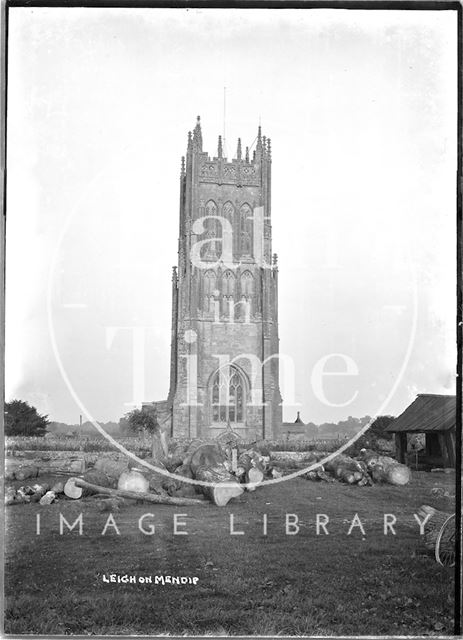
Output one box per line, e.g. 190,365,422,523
165,116,282,440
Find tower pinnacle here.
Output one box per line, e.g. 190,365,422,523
193,115,202,151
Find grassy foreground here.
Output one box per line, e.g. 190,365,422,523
4,470,455,636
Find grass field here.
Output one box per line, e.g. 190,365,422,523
4,469,455,636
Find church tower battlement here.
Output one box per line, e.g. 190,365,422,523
166,116,282,440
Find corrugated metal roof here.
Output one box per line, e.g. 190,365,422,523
385,394,456,433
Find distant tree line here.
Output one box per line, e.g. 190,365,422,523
303,415,395,440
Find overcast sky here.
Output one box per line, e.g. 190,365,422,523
5,8,457,426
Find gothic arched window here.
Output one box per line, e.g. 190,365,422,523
211,366,246,424
222,201,235,221
239,203,253,257
203,270,217,313
240,271,254,297
205,200,218,218
204,270,217,295
222,270,235,296
203,200,219,260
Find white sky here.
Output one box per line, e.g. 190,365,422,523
5,8,458,426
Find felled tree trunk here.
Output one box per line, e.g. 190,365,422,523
194,465,244,506
9,465,40,481
6,458,85,479
188,443,244,505
325,454,368,484
269,451,320,464
64,470,116,499
94,458,129,479
128,457,169,495
162,463,196,498
64,478,205,505
188,443,224,474
303,466,336,483
237,452,264,489
360,452,411,486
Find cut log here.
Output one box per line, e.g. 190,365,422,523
189,444,225,475
6,459,85,476
238,452,254,472
325,454,368,484
237,451,266,489
64,470,115,499
128,457,169,494
162,463,193,496
11,465,39,481
51,482,64,494
32,482,50,495
245,466,264,491
118,470,150,493
194,465,244,506
303,466,336,483
361,453,411,486
64,477,84,499
68,478,205,505
269,451,320,464
234,465,246,479
164,454,185,473
94,458,129,479
39,491,56,505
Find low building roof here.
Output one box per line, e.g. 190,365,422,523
385,394,456,433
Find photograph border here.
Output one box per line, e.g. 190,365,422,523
1,1,461,637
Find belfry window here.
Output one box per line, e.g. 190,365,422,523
221,270,235,296
203,270,217,313
239,203,253,257
203,200,219,260
211,367,245,424
240,271,254,296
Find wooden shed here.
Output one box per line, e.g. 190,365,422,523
385,394,456,468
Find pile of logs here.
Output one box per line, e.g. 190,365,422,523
324,454,373,486
4,442,412,509
5,481,65,505
357,449,411,486
264,448,410,487
5,457,85,481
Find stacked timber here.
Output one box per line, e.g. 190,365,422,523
358,449,411,486
189,443,244,505
5,456,85,480
324,454,372,485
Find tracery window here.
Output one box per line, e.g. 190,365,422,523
221,270,235,296
203,270,217,312
239,203,253,257
203,200,219,260
211,366,245,424
240,271,254,296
